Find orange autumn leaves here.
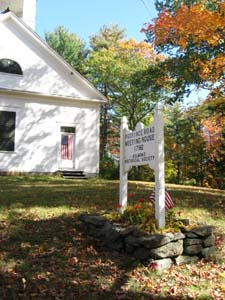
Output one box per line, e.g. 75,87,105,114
202,112,225,161
116,38,164,62
142,1,225,89
203,117,223,147
87,38,163,81
147,2,225,49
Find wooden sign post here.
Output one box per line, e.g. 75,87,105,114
119,104,165,228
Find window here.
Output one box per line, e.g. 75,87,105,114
0,111,16,151
60,126,76,134
0,58,23,75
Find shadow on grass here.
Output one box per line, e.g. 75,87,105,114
0,176,224,214
0,177,119,210
0,211,217,300
0,213,140,299
0,176,224,299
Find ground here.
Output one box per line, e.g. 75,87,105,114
0,176,224,299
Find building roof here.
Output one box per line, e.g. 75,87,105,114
0,12,108,103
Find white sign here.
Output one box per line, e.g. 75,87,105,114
124,122,156,171
119,104,165,228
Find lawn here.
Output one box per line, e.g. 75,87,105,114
0,175,225,300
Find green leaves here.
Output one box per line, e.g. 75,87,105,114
86,38,163,130
89,24,126,51
45,26,88,74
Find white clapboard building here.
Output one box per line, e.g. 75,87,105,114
0,0,107,176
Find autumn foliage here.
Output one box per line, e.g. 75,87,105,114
87,38,164,131
147,2,225,49
139,1,225,188
142,1,225,99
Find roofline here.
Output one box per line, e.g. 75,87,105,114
0,88,107,104
0,12,108,103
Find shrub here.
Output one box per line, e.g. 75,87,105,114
128,166,154,182
99,156,119,179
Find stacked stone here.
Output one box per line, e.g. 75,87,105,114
182,225,215,259
78,214,215,271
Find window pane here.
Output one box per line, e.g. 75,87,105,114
0,111,16,151
60,126,75,133
0,59,23,75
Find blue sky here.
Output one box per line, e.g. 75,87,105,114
36,0,157,44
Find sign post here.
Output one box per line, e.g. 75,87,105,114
154,105,165,228
119,104,165,228
119,116,128,213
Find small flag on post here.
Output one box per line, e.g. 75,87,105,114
149,190,174,209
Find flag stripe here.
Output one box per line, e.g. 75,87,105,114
61,134,73,160
149,190,174,209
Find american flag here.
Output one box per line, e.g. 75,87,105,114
61,135,73,160
149,190,174,209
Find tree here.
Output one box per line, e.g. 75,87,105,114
89,24,126,51
86,36,166,180
165,103,208,186
45,26,88,74
142,1,225,188
164,98,225,189
165,104,186,184
142,0,225,101
155,0,221,12
87,25,126,159
87,25,165,159
201,97,225,188
86,38,164,131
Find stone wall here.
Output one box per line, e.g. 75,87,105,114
78,214,216,271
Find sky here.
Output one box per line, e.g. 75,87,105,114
36,0,157,44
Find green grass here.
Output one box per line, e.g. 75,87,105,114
0,175,225,299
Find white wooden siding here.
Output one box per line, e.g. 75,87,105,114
0,95,100,174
